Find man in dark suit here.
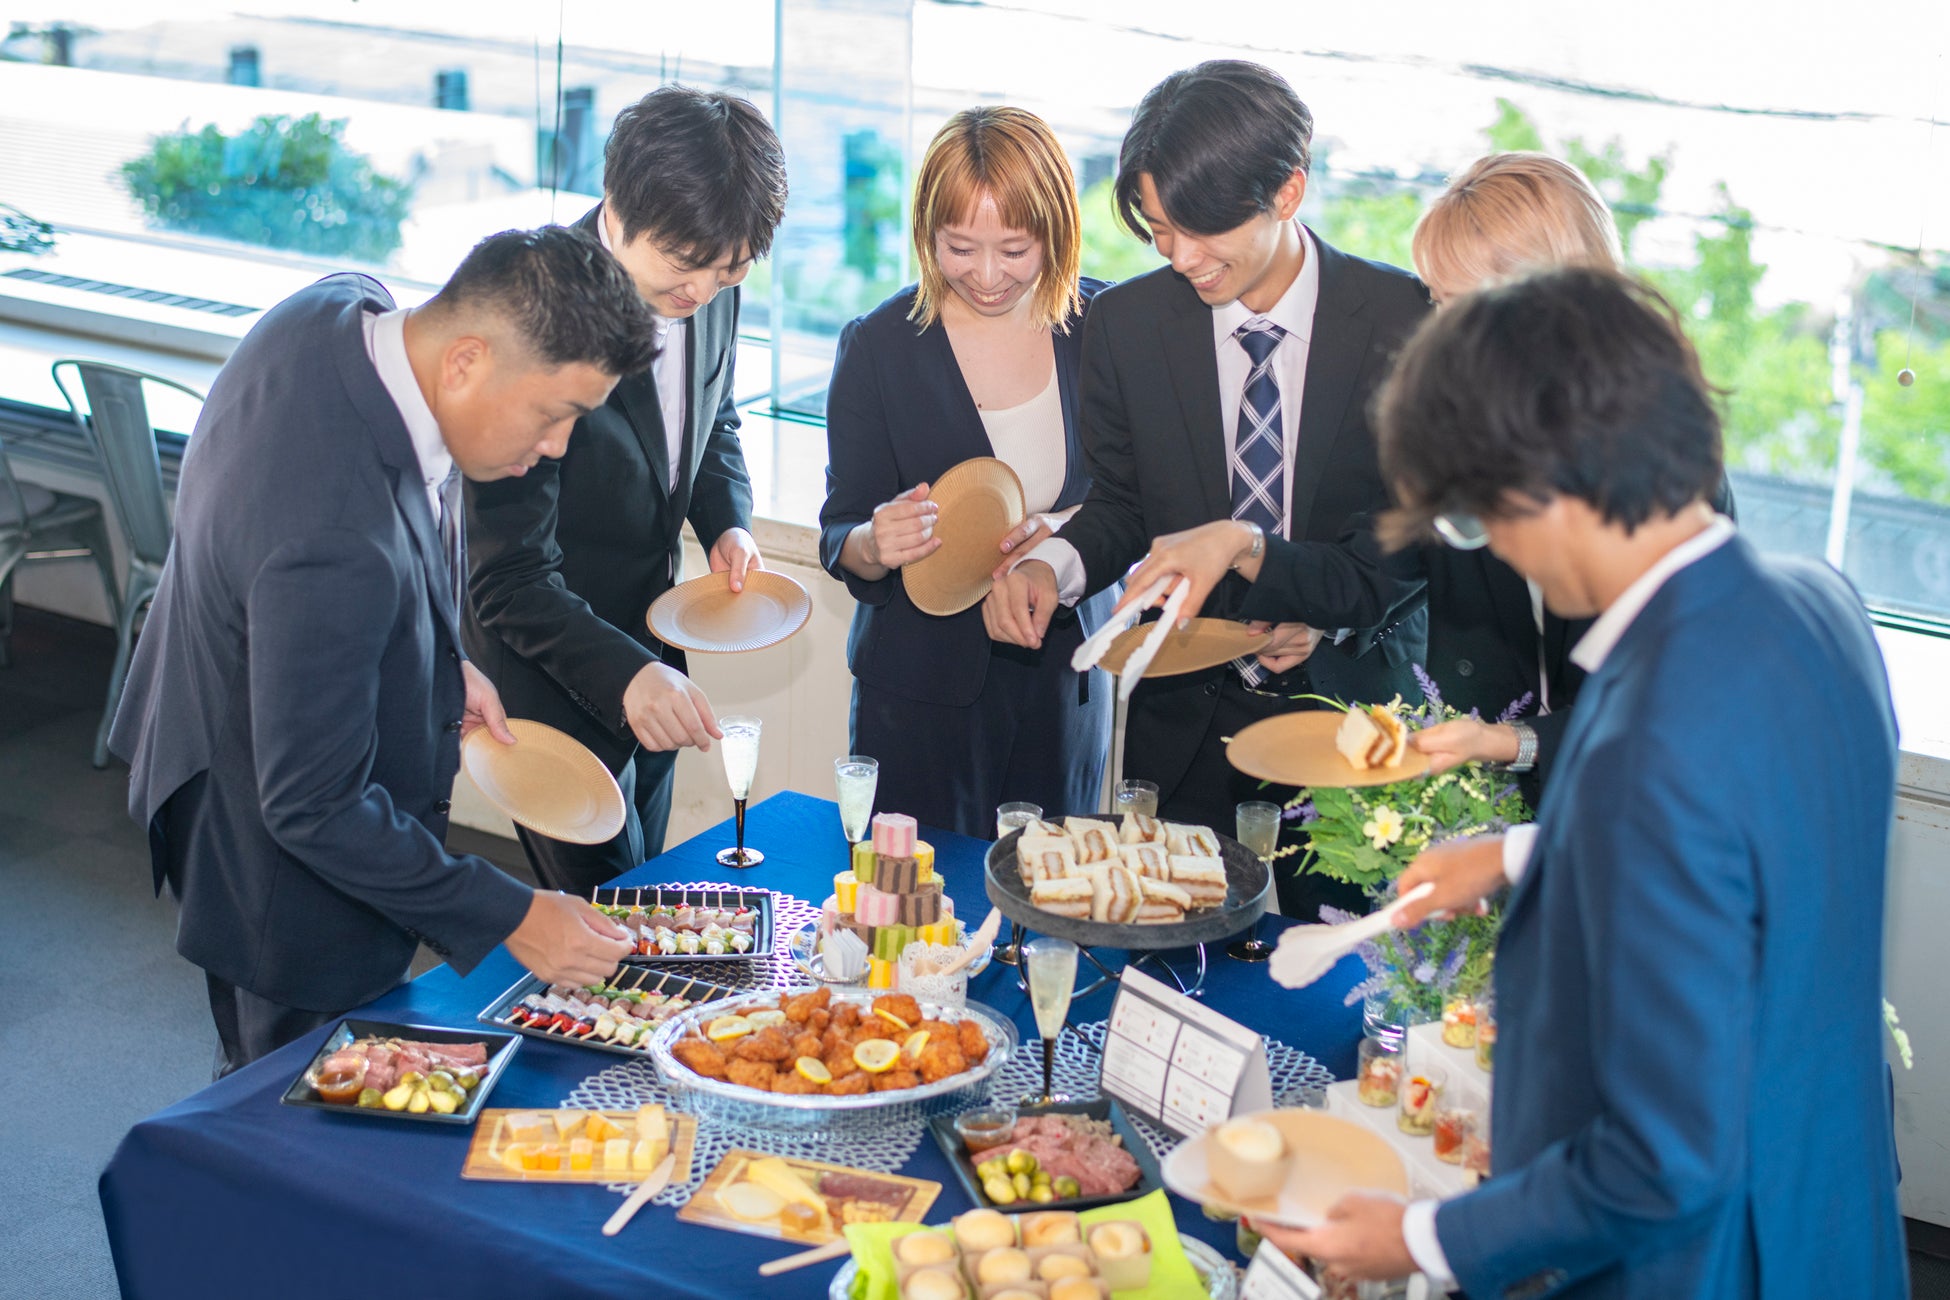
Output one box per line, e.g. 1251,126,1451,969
1268,269,1907,1297
988,61,1427,918
465,87,788,896
110,229,652,1074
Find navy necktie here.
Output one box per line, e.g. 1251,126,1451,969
437,468,465,618
1230,320,1287,685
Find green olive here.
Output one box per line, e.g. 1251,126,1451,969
1053,1176,1081,1199
1012,1171,1032,1198
1027,1184,1056,1204
455,1069,481,1092
355,1088,383,1109
381,1082,414,1111
1004,1148,1037,1176
426,1087,460,1114
982,1175,1018,1205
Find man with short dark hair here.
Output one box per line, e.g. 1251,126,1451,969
112,227,649,1074
1259,268,1907,1298
465,86,788,894
987,60,1426,919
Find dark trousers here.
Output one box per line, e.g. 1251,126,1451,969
854,620,1111,847
204,972,338,1080
516,744,675,897
1140,673,1370,924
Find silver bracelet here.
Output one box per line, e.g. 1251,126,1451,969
1507,721,1539,773
1231,520,1265,569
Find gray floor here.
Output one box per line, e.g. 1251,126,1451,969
3,605,1948,1300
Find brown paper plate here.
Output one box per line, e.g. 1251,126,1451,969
1226,709,1431,789
647,569,812,654
1159,1107,1408,1230
462,718,626,844
902,457,1025,617
1097,618,1274,677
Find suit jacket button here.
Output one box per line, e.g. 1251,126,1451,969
444,719,462,733
434,799,452,814
1456,659,1475,677
1204,681,1219,696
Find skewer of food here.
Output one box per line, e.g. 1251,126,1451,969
586,886,762,956
495,967,729,1051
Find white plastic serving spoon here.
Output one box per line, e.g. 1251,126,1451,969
1267,882,1437,990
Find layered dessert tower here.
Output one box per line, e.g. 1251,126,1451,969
822,812,958,988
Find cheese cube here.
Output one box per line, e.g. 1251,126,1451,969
603,1138,631,1173
569,1137,594,1171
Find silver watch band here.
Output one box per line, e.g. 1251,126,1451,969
1508,721,1539,773
1232,521,1265,569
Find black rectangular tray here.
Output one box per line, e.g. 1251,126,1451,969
927,1097,1163,1213
477,967,741,1058
597,885,773,964
279,1018,519,1126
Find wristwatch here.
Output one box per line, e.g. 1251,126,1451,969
1232,520,1265,570
1507,721,1539,773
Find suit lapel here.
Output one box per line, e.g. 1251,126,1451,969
1290,236,1369,537
615,369,673,504
1157,289,1231,520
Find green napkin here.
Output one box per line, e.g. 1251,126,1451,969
843,1189,1206,1299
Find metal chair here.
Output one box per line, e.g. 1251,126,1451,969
51,360,205,768
0,436,121,676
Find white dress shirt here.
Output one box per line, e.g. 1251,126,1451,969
360,308,451,519
1021,223,1320,604
1402,513,1739,1292
596,209,687,492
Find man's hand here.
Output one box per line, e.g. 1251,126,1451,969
708,526,763,594
1251,1194,1416,1283
1393,835,1509,928
1250,621,1323,674
984,558,1060,649
623,662,722,753
1114,520,1257,625
1410,717,1520,774
505,891,635,987
459,660,516,744
866,484,941,569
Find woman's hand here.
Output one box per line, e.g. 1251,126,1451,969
1409,718,1520,774
839,484,940,580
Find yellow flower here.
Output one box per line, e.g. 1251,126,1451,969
1363,805,1405,849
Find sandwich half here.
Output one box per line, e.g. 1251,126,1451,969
1168,856,1229,908
1030,876,1094,920
1135,876,1192,924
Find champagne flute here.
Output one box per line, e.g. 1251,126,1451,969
1021,936,1078,1106
1227,800,1280,962
834,756,879,860
715,715,764,868
993,801,1042,968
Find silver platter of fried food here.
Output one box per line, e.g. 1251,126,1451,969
984,814,1270,949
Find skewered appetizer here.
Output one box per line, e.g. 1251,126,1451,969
496,967,729,1051
586,887,761,957
1020,814,1229,924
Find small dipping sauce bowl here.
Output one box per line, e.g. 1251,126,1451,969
953,1105,1019,1154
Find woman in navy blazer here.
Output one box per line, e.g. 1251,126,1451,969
820,107,1114,838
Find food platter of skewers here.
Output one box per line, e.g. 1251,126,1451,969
586,885,773,962
478,965,742,1058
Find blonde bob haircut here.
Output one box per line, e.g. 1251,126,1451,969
1412,152,1623,304
909,106,1083,332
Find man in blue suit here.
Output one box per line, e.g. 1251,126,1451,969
111,229,652,1074
1258,268,1907,1297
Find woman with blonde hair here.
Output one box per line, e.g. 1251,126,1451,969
1411,151,1621,304
819,106,1114,837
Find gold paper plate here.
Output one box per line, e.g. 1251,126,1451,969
1159,1107,1408,1230
646,569,812,654
1226,709,1431,789
1097,618,1274,677
901,457,1025,617
462,718,626,844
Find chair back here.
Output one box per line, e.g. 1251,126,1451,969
51,361,198,569
0,431,32,535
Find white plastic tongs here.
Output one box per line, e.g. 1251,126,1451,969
1267,882,1437,990
1071,575,1192,702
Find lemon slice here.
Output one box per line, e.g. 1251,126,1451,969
745,1009,788,1029
795,1056,832,1085
874,1008,912,1032
853,1039,901,1074
901,1030,930,1061
705,1015,753,1042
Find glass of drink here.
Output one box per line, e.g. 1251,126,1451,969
715,716,764,868
1475,986,1497,1073
1397,1060,1447,1137
1356,1036,1403,1108
1462,1101,1492,1184
1227,800,1281,962
1433,1096,1479,1165
834,755,878,853
1111,779,1158,819
1020,936,1078,1105
992,802,1042,968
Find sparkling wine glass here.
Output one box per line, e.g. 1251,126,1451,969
834,756,878,859
1021,937,1078,1106
715,715,764,867
1111,779,1159,819
993,802,1042,968
1227,800,1280,962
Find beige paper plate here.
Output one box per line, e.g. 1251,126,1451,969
646,569,812,654
462,718,626,845
1097,618,1274,677
1226,709,1431,789
902,457,1025,617
1159,1108,1409,1229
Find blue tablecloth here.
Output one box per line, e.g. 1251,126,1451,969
100,792,1362,1299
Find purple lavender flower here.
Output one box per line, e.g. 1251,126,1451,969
1286,800,1320,825
1439,945,1468,985
1412,664,1444,710
1319,904,1359,926
1495,691,1536,725
1412,961,1438,985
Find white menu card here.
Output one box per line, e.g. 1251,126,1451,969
1098,966,1273,1137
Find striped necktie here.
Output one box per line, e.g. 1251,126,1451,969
1230,320,1287,685
437,468,465,618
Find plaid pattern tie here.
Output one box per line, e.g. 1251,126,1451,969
1230,320,1287,685
437,468,465,618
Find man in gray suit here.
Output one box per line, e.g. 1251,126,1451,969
111,228,655,1074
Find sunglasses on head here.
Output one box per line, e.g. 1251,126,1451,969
1432,512,1491,550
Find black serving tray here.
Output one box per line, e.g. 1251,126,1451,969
279,1018,519,1126
927,1097,1164,1213
477,967,741,1058
597,885,774,964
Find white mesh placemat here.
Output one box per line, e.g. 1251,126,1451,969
623,882,821,994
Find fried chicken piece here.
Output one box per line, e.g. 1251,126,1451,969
784,988,832,1024
827,1071,872,1096
915,1019,955,1042
820,1025,851,1057
851,1020,896,1046
726,1058,779,1091
771,1070,823,1096
790,1031,823,1061
957,1019,989,1063
871,993,923,1026
916,1037,968,1084
732,1026,793,1063
806,1008,831,1035
823,1045,861,1079
670,1037,730,1080
870,1068,921,1092
831,1003,861,1029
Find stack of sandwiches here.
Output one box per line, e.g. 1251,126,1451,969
1334,703,1408,771
1017,814,1228,925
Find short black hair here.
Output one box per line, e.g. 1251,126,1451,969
603,85,788,266
429,227,658,377
1374,266,1724,546
1114,60,1313,244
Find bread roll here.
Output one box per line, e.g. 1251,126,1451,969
1019,1211,1081,1248
975,1248,1032,1285
900,1266,964,1300
895,1231,958,1267
953,1209,1016,1253
1037,1252,1092,1280
1049,1279,1105,1300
